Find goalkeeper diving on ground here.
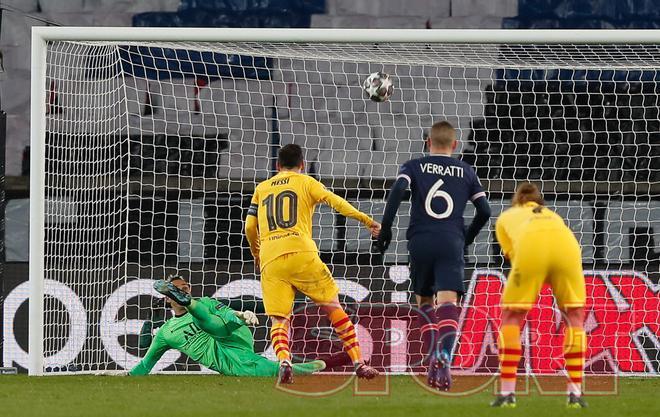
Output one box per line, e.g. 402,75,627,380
130,274,326,377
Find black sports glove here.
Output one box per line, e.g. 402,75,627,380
376,227,393,254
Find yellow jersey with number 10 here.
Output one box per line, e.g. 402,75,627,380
246,171,375,268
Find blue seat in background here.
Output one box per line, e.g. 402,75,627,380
132,11,181,27
518,0,559,17
617,0,660,20
133,9,310,28
178,0,324,14
133,10,251,27
134,0,323,28
179,0,250,12
517,0,660,23
130,0,325,84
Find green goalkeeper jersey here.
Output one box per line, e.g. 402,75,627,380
130,297,321,377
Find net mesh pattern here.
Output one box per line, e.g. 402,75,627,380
20,38,659,375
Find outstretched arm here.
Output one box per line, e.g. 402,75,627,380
187,298,258,340
464,196,491,246
378,176,409,252
189,298,251,338
308,179,379,235
129,331,169,376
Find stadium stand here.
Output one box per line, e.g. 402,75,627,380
462,73,660,183
461,0,660,183
133,0,325,28
505,0,660,29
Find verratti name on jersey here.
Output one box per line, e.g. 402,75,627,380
419,162,464,178
397,155,484,241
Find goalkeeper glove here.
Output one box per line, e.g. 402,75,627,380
235,310,259,326
376,227,393,253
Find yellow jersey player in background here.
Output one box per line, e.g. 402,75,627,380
491,183,587,409
245,144,381,384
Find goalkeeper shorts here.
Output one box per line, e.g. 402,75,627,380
260,251,339,317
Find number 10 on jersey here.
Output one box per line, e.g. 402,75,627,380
262,191,298,231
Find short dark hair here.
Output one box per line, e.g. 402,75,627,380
278,144,304,169
512,182,544,206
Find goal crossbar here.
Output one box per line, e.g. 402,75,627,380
32,27,660,44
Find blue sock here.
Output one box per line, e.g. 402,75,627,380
435,303,459,361
417,304,437,364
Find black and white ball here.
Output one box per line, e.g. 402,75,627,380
363,72,394,102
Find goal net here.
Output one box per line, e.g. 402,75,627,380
20,28,659,377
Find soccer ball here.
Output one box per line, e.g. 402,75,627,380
363,72,394,102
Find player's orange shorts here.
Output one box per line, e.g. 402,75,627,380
501,228,586,310
260,251,339,317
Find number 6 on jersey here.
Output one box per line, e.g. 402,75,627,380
425,179,454,219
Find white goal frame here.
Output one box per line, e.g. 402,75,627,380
29,27,660,376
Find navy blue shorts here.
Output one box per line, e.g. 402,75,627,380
408,233,465,297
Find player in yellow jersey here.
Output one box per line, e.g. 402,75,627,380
245,144,381,384
490,183,587,409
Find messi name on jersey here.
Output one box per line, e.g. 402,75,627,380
420,162,464,177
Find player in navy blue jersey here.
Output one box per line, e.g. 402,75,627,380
377,121,491,391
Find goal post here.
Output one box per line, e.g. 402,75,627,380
29,30,48,376
25,27,660,377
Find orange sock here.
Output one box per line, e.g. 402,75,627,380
564,326,586,395
498,324,522,394
271,321,291,362
327,308,362,364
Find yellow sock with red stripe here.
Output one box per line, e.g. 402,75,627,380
498,324,522,395
328,309,362,364
564,326,586,395
270,321,291,362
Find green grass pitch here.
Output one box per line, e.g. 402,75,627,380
1,375,659,417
